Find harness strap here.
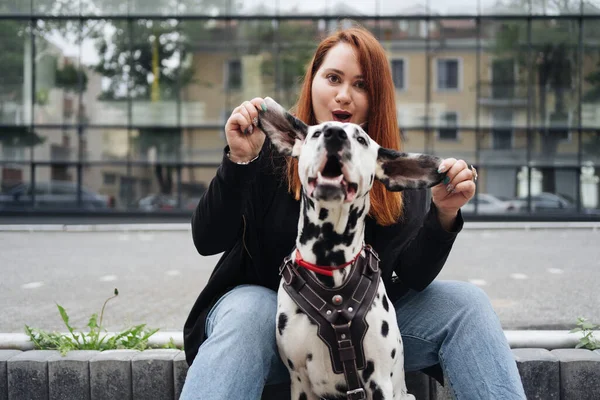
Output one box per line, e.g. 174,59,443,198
279,246,381,400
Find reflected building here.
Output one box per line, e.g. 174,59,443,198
0,0,599,216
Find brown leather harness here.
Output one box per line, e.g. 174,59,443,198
278,245,381,400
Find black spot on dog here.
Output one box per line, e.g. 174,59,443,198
296,308,302,314
369,381,384,400
278,313,288,335
299,393,307,400
362,360,374,382
391,348,396,359
376,293,380,300
319,208,329,220
382,295,389,312
390,372,394,378
370,174,374,186
287,358,295,371
297,376,301,382
381,321,389,337
307,353,313,361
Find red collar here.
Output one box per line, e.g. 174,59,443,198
294,248,362,277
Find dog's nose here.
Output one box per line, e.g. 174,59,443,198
324,126,347,141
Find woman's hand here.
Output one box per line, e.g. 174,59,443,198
225,98,268,163
431,158,476,226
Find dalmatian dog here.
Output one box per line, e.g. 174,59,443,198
257,97,445,400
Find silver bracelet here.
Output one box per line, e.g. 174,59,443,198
226,151,260,165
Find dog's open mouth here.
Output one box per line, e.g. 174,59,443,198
307,156,358,203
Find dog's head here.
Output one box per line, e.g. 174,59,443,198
258,97,446,204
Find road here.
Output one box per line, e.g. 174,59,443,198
0,226,599,334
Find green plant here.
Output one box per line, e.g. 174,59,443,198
570,317,600,350
25,288,159,355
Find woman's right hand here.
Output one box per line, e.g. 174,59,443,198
225,98,267,163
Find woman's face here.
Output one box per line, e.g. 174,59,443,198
311,43,369,126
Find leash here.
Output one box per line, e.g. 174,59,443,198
279,245,381,400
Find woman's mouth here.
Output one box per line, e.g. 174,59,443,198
332,110,352,123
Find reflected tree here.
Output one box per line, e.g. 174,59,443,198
491,0,586,193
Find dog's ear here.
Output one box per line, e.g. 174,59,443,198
257,97,308,157
375,147,446,191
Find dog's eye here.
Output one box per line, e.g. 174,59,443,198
313,130,321,138
356,136,367,146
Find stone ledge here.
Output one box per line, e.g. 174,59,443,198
1,348,599,399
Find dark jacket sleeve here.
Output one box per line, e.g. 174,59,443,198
191,146,262,256
376,189,464,291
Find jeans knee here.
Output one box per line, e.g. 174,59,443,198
210,285,278,348
425,280,496,325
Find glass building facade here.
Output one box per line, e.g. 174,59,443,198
0,0,599,218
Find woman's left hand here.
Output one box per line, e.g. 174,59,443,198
431,158,477,217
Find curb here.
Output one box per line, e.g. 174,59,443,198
0,221,599,232
1,330,598,351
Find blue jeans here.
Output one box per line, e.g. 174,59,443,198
180,281,526,400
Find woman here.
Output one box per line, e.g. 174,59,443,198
180,26,526,400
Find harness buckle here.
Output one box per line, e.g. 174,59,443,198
346,388,366,400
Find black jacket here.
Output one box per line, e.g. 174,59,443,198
183,139,464,366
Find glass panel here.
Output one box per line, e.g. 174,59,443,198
130,126,181,163
279,0,327,15
429,0,480,15
480,19,530,129
461,167,524,214
381,19,429,130
0,127,31,162
528,19,580,166
580,162,600,215
583,0,600,14
0,20,30,125
33,19,84,126
328,0,376,15
400,128,426,154
130,164,180,210
230,0,277,16
179,0,228,15
34,0,80,16
129,0,178,16
130,18,182,126
182,166,214,210
0,0,31,14
182,128,225,163
179,20,230,126
433,128,476,165
582,131,600,164
85,19,130,126
582,19,600,130
83,0,128,15
33,128,78,162
83,165,127,209
515,167,579,213
83,128,129,161
479,119,528,167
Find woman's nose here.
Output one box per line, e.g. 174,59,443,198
335,85,351,104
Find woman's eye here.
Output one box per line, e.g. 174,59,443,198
327,74,340,83
355,81,366,90
357,137,367,145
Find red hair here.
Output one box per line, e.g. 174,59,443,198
288,26,404,226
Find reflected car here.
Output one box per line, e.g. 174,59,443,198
0,181,113,210
137,194,178,211
461,193,521,214
516,192,577,212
